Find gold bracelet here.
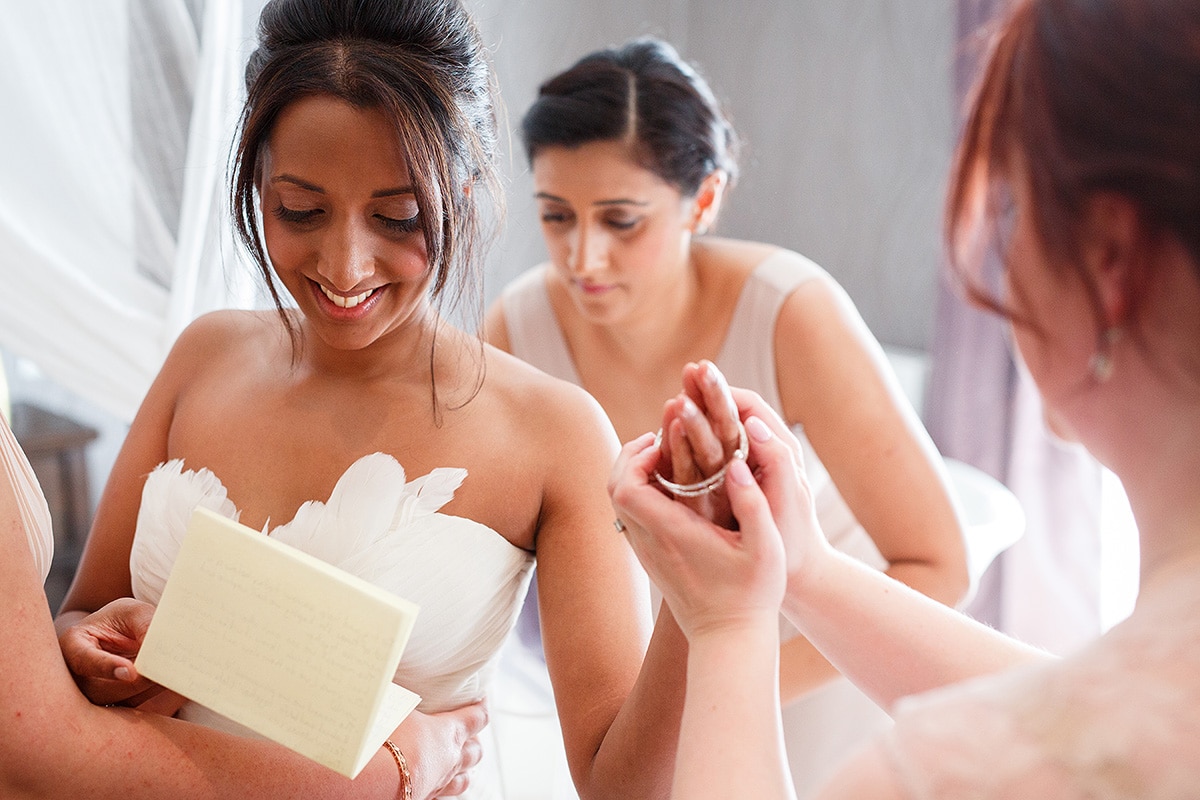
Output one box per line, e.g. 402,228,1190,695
382,739,412,800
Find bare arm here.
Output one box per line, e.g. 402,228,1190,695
770,277,970,701
610,431,795,800
0,423,408,800
529,380,687,799
738,389,1048,711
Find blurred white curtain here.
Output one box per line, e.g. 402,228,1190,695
0,0,251,422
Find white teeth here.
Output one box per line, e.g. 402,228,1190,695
320,285,373,308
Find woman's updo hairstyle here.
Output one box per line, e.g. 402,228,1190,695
231,0,502,343
521,36,739,198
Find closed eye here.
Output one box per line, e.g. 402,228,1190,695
377,213,421,234
606,217,641,231
273,204,322,224
541,211,571,225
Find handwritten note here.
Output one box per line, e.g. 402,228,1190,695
135,507,421,778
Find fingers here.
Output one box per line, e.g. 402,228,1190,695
59,627,138,683
608,431,658,498
435,701,488,798
730,388,797,450
687,361,742,454
672,396,728,477
743,415,808,510
724,458,778,551
456,699,489,738
107,598,156,643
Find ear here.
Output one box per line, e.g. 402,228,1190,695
690,170,728,235
1080,192,1143,327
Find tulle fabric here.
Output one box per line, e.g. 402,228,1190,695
1,413,53,581
882,572,1200,799
130,453,535,715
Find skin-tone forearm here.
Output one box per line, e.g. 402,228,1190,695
579,607,688,799
4,702,407,800
779,559,967,704
674,621,794,800
782,547,1049,712
2,537,405,800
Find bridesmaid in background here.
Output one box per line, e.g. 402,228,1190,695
486,36,968,796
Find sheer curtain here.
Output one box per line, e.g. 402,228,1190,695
0,0,252,423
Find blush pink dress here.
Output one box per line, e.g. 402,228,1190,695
882,571,1200,798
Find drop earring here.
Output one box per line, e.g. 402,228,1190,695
1088,327,1122,382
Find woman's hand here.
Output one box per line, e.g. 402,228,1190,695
389,700,487,799
728,388,832,589
655,360,746,528
609,430,786,641
58,597,185,714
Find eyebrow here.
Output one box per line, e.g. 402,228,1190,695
535,191,649,208
272,174,415,198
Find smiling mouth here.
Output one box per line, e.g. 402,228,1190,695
319,284,376,308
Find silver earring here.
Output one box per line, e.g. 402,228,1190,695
1089,327,1122,382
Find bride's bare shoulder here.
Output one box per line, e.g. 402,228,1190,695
164,310,287,368
481,343,617,450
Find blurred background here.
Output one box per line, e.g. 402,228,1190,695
0,0,1134,670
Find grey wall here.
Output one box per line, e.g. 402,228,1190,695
471,0,956,351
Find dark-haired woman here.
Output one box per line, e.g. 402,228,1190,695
54,3,688,798
611,0,1200,796
485,36,968,792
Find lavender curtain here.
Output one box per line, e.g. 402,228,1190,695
924,0,1103,654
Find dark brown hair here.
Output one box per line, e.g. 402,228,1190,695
230,0,501,408
947,0,1200,328
521,37,739,198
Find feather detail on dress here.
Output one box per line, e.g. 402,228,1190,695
271,452,410,564
130,459,239,605
394,467,468,528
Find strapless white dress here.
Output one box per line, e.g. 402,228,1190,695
130,453,535,799
1,414,53,582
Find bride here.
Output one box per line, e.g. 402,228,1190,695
54,1,687,798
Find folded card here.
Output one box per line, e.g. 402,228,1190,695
135,506,421,778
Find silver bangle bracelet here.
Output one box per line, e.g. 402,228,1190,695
653,424,748,498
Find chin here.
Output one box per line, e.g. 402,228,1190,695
1042,408,1086,449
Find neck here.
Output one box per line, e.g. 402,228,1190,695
1102,389,1200,597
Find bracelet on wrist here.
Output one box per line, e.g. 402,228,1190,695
382,739,412,800
652,423,748,498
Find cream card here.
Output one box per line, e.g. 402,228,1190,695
135,506,420,778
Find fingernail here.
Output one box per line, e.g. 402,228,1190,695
746,416,772,442
729,459,753,486
114,667,131,681
704,361,719,385
680,397,698,418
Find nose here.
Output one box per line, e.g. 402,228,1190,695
568,224,606,276
319,218,375,292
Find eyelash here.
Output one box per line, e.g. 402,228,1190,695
377,213,421,234
272,204,421,234
540,213,640,231
273,204,320,224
